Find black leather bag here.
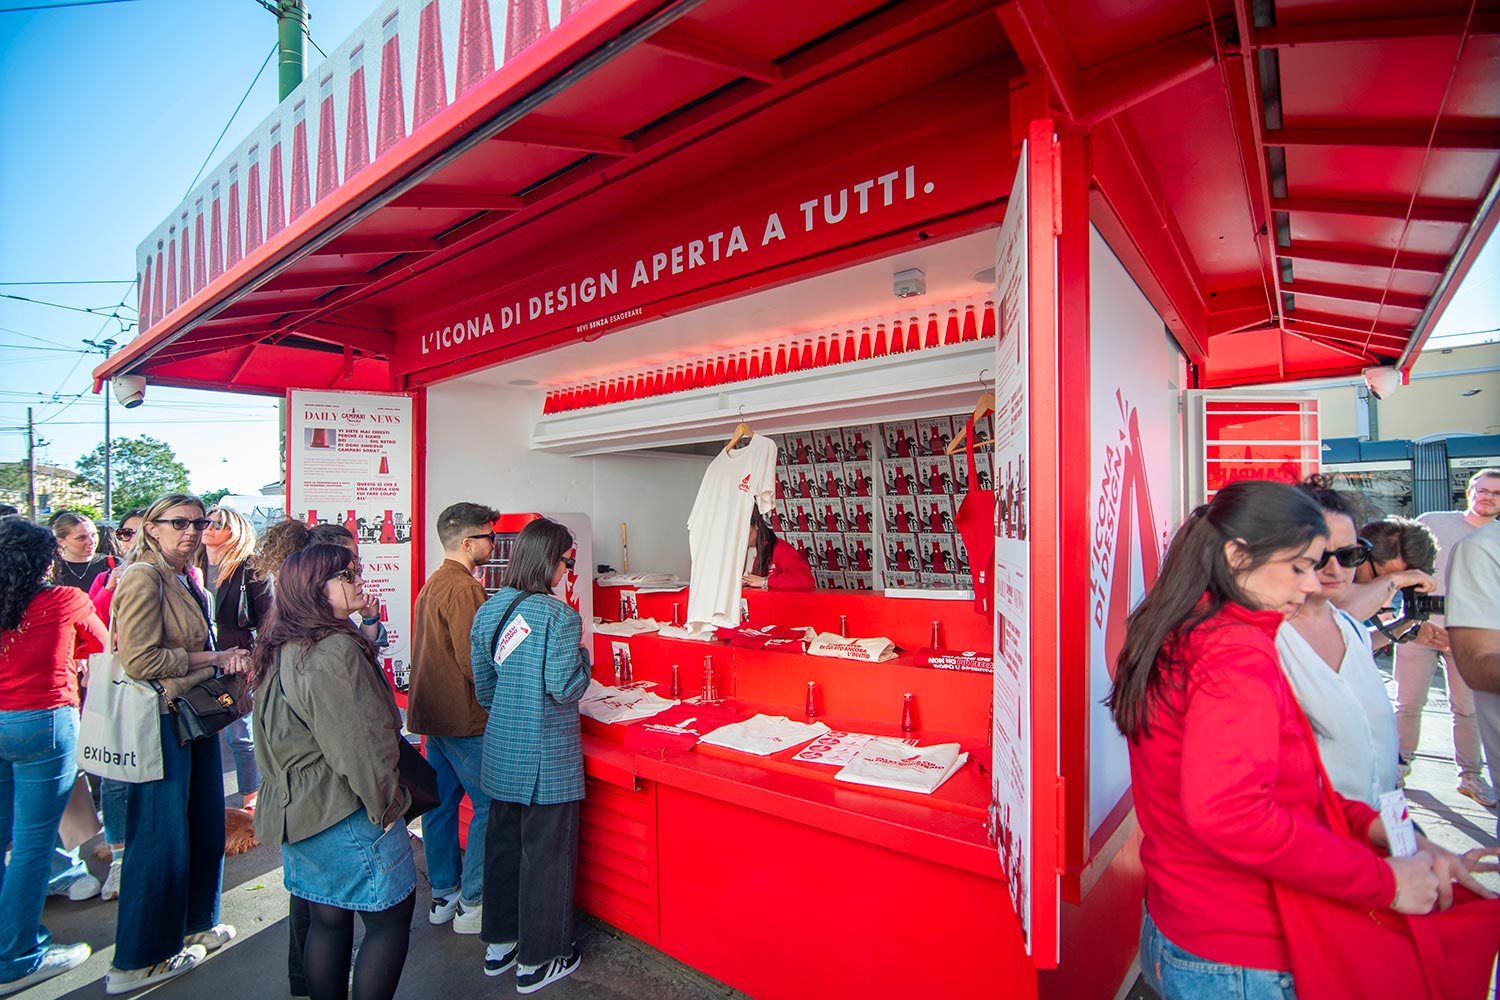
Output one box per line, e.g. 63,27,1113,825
397,738,440,822
154,675,252,747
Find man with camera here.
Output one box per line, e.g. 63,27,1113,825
1393,470,1500,808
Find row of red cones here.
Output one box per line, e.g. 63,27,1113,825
543,302,995,413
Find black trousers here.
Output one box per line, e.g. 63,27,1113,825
479,799,580,967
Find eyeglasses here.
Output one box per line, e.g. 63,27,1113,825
1473,487,1500,499
327,565,363,585
115,528,136,541
562,556,576,570
467,532,496,545
206,519,229,530
151,517,212,532
1315,538,1373,570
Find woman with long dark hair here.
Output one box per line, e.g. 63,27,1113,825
203,507,271,810
1110,479,1483,999
0,517,102,994
250,544,414,1000
741,507,815,590
107,493,247,995
471,518,591,994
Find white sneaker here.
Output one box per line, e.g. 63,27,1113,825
484,942,518,977
1458,774,1498,809
185,924,236,952
62,873,101,901
1396,758,1412,788
0,942,91,996
428,892,460,924
100,858,122,901
452,900,482,934
104,945,207,995
516,950,580,994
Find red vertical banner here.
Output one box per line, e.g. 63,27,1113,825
290,100,312,221
376,11,407,157
164,232,179,314
315,72,341,201
267,126,287,239
192,201,207,292
413,0,448,129
208,182,224,281
505,0,551,61
244,146,264,254
153,247,165,323
178,211,192,301
346,46,371,179
226,164,243,270
139,256,154,331
456,0,494,96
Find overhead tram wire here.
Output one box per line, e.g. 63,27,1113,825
0,279,136,287
0,0,143,11
0,292,139,320
182,43,277,199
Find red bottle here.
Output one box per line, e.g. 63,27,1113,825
844,328,857,361
784,342,801,373
873,322,888,357
760,346,772,376
981,299,997,339
889,318,905,354
828,332,842,365
906,317,921,352
800,339,815,369
858,326,872,360
670,664,682,698
814,335,828,367
944,307,961,345
925,312,941,349
774,344,787,374
901,693,916,733
806,681,819,720
962,303,979,341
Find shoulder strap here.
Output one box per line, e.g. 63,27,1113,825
963,415,979,485
488,591,535,661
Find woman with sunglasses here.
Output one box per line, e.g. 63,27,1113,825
1275,480,1400,807
106,494,248,995
250,544,415,1000
203,508,272,811
471,518,591,994
1110,479,1487,1000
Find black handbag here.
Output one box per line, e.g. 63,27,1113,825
154,674,252,747
397,737,439,822
236,567,259,631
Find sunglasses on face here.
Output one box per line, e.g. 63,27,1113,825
1315,538,1373,570
562,556,576,570
327,565,363,585
116,528,136,542
467,532,496,545
152,517,212,532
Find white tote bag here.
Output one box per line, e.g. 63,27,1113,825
77,643,164,783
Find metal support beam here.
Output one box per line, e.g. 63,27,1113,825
493,122,635,156
1249,14,1500,47
1282,279,1428,312
213,298,325,321
1074,25,1218,125
643,25,784,83
1278,242,1449,275
995,0,1078,118
314,236,441,255
1263,127,1500,152
1270,196,1477,225
261,270,378,291
388,191,527,211
1283,309,1413,342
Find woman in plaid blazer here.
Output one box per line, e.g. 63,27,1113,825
470,518,591,994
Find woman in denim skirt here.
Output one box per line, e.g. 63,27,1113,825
250,544,415,1000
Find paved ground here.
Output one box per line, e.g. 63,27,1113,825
23,647,1498,1000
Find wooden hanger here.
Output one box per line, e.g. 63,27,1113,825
725,408,753,453
945,387,996,455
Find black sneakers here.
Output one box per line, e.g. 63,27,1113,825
516,950,581,994
484,943,518,977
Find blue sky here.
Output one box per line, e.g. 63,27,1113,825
1,0,1496,500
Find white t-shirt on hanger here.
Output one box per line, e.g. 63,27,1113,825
685,434,777,632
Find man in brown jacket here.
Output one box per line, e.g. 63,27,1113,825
408,501,499,934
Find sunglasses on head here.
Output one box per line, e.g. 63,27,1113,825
152,517,212,532
1315,537,1372,570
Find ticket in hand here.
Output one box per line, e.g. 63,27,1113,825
1378,790,1418,858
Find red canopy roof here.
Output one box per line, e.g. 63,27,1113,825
97,0,1500,394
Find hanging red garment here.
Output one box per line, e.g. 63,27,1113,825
953,416,996,621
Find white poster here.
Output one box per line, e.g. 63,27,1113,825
288,389,415,695
991,148,1032,946
1086,230,1182,835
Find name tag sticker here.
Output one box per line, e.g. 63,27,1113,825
494,615,532,666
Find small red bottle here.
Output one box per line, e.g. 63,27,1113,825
806,681,819,720
981,299,997,339
670,664,682,698
902,693,916,733
931,620,942,648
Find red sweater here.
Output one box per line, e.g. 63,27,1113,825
0,587,107,710
766,540,815,590
1130,600,1394,971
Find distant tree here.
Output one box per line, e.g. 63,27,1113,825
75,436,191,521
201,488,231,508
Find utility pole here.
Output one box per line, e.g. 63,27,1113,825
26,407,37,520
85,338,118,519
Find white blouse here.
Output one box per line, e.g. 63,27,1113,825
1276,609,1400,808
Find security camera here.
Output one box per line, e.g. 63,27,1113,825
112,375,146,408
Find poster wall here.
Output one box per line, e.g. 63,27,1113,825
1086,228,1184,836
991,149,1032,947
288,389,415,696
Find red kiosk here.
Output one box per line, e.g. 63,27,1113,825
98,1,1499,996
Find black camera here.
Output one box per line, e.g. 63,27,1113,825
1399,586,1445,619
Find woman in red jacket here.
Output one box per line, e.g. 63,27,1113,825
1109,479,1485,999
742,508,815,591
0,517,104,993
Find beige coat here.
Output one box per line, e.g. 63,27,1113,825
252,632,410,845
111,555,216,710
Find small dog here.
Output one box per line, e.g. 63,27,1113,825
224,807,260,856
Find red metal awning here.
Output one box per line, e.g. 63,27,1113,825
96,0,1500,394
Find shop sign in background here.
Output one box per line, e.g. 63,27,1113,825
288,389,415,697
990,150,1032,949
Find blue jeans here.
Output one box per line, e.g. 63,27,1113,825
1140,906,1296,1000
101,778,128,844
0,707,79,983
221,713,259,801
423,734,489,904
114,715,225,970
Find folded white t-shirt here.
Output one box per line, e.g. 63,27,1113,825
834,738,968,794
697,714,829,756
594,618,662,637
656,624,715,643
578,685,677,724
806,633,898,662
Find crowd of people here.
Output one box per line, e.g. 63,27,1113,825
0,498,588,998
2,470,1498,999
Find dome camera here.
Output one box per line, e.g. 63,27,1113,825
1361,366,1402,400
112,375,146,408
